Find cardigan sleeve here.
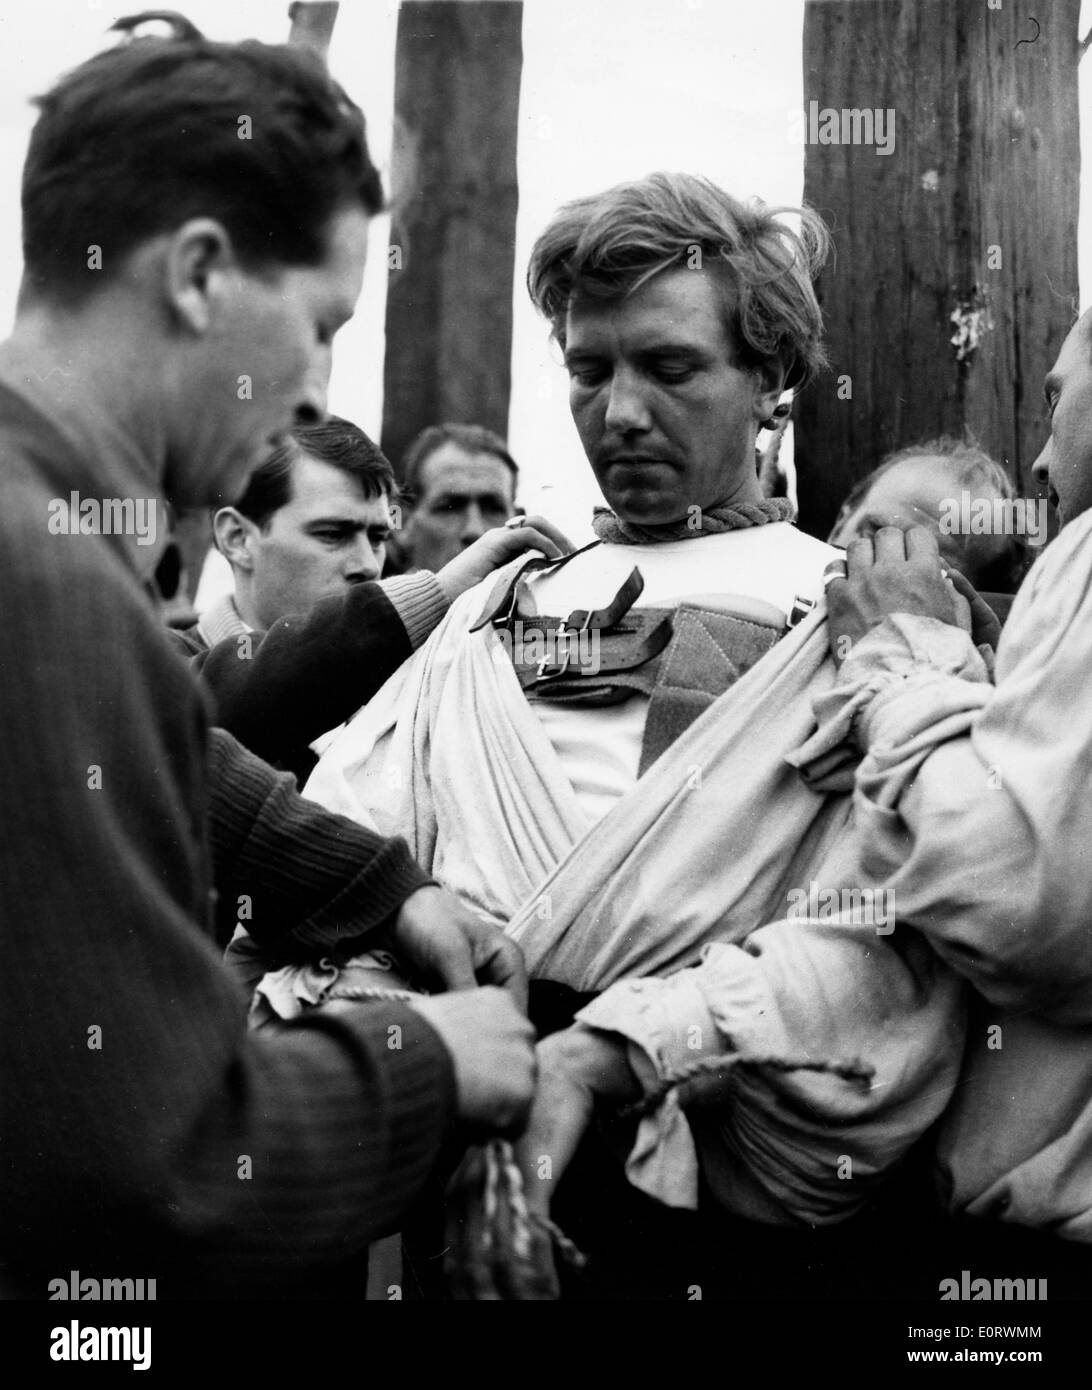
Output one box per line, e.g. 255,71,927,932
0,494,456,1291
181,572,448,767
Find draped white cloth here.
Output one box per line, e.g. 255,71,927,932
305,560,966,1222
789,508,1092,1240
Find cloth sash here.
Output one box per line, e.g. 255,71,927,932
304,576,965,1219
305,561,858,977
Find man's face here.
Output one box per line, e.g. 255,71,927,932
243,454,391,628
403,444,515,571
181,206,370,508
563,267,779,525
1031,311,1092,528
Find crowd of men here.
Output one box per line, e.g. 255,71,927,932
2,15,1090,1302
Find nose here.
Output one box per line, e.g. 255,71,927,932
1030,438,1051,488
603,368,652,435
459,501,488,547
295,351,331,427
344,538,381,583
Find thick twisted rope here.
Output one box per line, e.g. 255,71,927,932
592,496,795,545
618,1049,874,1121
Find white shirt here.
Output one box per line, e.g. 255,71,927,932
523,524,839,824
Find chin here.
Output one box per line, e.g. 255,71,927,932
608,489,681,525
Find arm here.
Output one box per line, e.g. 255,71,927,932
803,518,1092,1022
181,520,571,768
181,574,431,764
0,533,458,1288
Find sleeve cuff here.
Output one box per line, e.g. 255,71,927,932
379,572,450,650
576,974,722,1209
788,614,990,787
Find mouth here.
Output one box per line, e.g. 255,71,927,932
601,454,676,470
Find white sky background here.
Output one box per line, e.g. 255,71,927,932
0,0,1089,544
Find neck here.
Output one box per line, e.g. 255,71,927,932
231,582,261,630
5,298,168,495
706,469,764,514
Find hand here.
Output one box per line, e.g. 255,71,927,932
945,567,1003,652
434,515,574,603
388,885,528,1009
444,1026,638,1298
444,1144,560,1300
411,986,536,1137
826,526,972,666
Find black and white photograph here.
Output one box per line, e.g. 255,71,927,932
1,0,1090,1369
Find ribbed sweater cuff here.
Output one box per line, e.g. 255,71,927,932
292,836,435,952
320,1000,457,1209
380,572,450,650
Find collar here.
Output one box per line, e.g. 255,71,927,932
0,337,169,584
197,593,252,647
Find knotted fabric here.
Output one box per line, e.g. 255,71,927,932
592,496,794,545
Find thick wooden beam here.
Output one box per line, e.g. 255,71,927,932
288,2,340,60
382,0,523,478
795,0,1081,539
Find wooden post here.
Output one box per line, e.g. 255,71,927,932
288,2,340,60
381,0,523,478
794,0,1081,540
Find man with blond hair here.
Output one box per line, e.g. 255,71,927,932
308,173,967,1297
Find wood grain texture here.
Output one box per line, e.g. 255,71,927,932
382,1,523,478
795,0,1080,538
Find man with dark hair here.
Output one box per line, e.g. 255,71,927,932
177,414,564,781
206,416,397,635
395,422,520,574
0,14,536,1299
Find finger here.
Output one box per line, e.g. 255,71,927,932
473,934,529,1012
845,534,875,572
427,938,479,994
498,525,563,560
822,556,848,592
903,525,943,566
517,514,575,553
949,585,973,633
946,568,1002,646
872,525,911,565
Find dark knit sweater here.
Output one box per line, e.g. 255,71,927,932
172,569,448,785
0,347,455,1298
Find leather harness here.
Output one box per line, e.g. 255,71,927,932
472,542,816,774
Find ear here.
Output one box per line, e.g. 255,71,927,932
751,360,789,425
213,507,257,573
163,218,238,335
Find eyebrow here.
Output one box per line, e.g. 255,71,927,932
563,342,707,368
306,517,387,533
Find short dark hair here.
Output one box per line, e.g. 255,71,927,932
401,423,519,503
233,416,396,531
21,11,384,303
527,171,830,392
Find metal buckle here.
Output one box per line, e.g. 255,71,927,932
536,622,573,681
